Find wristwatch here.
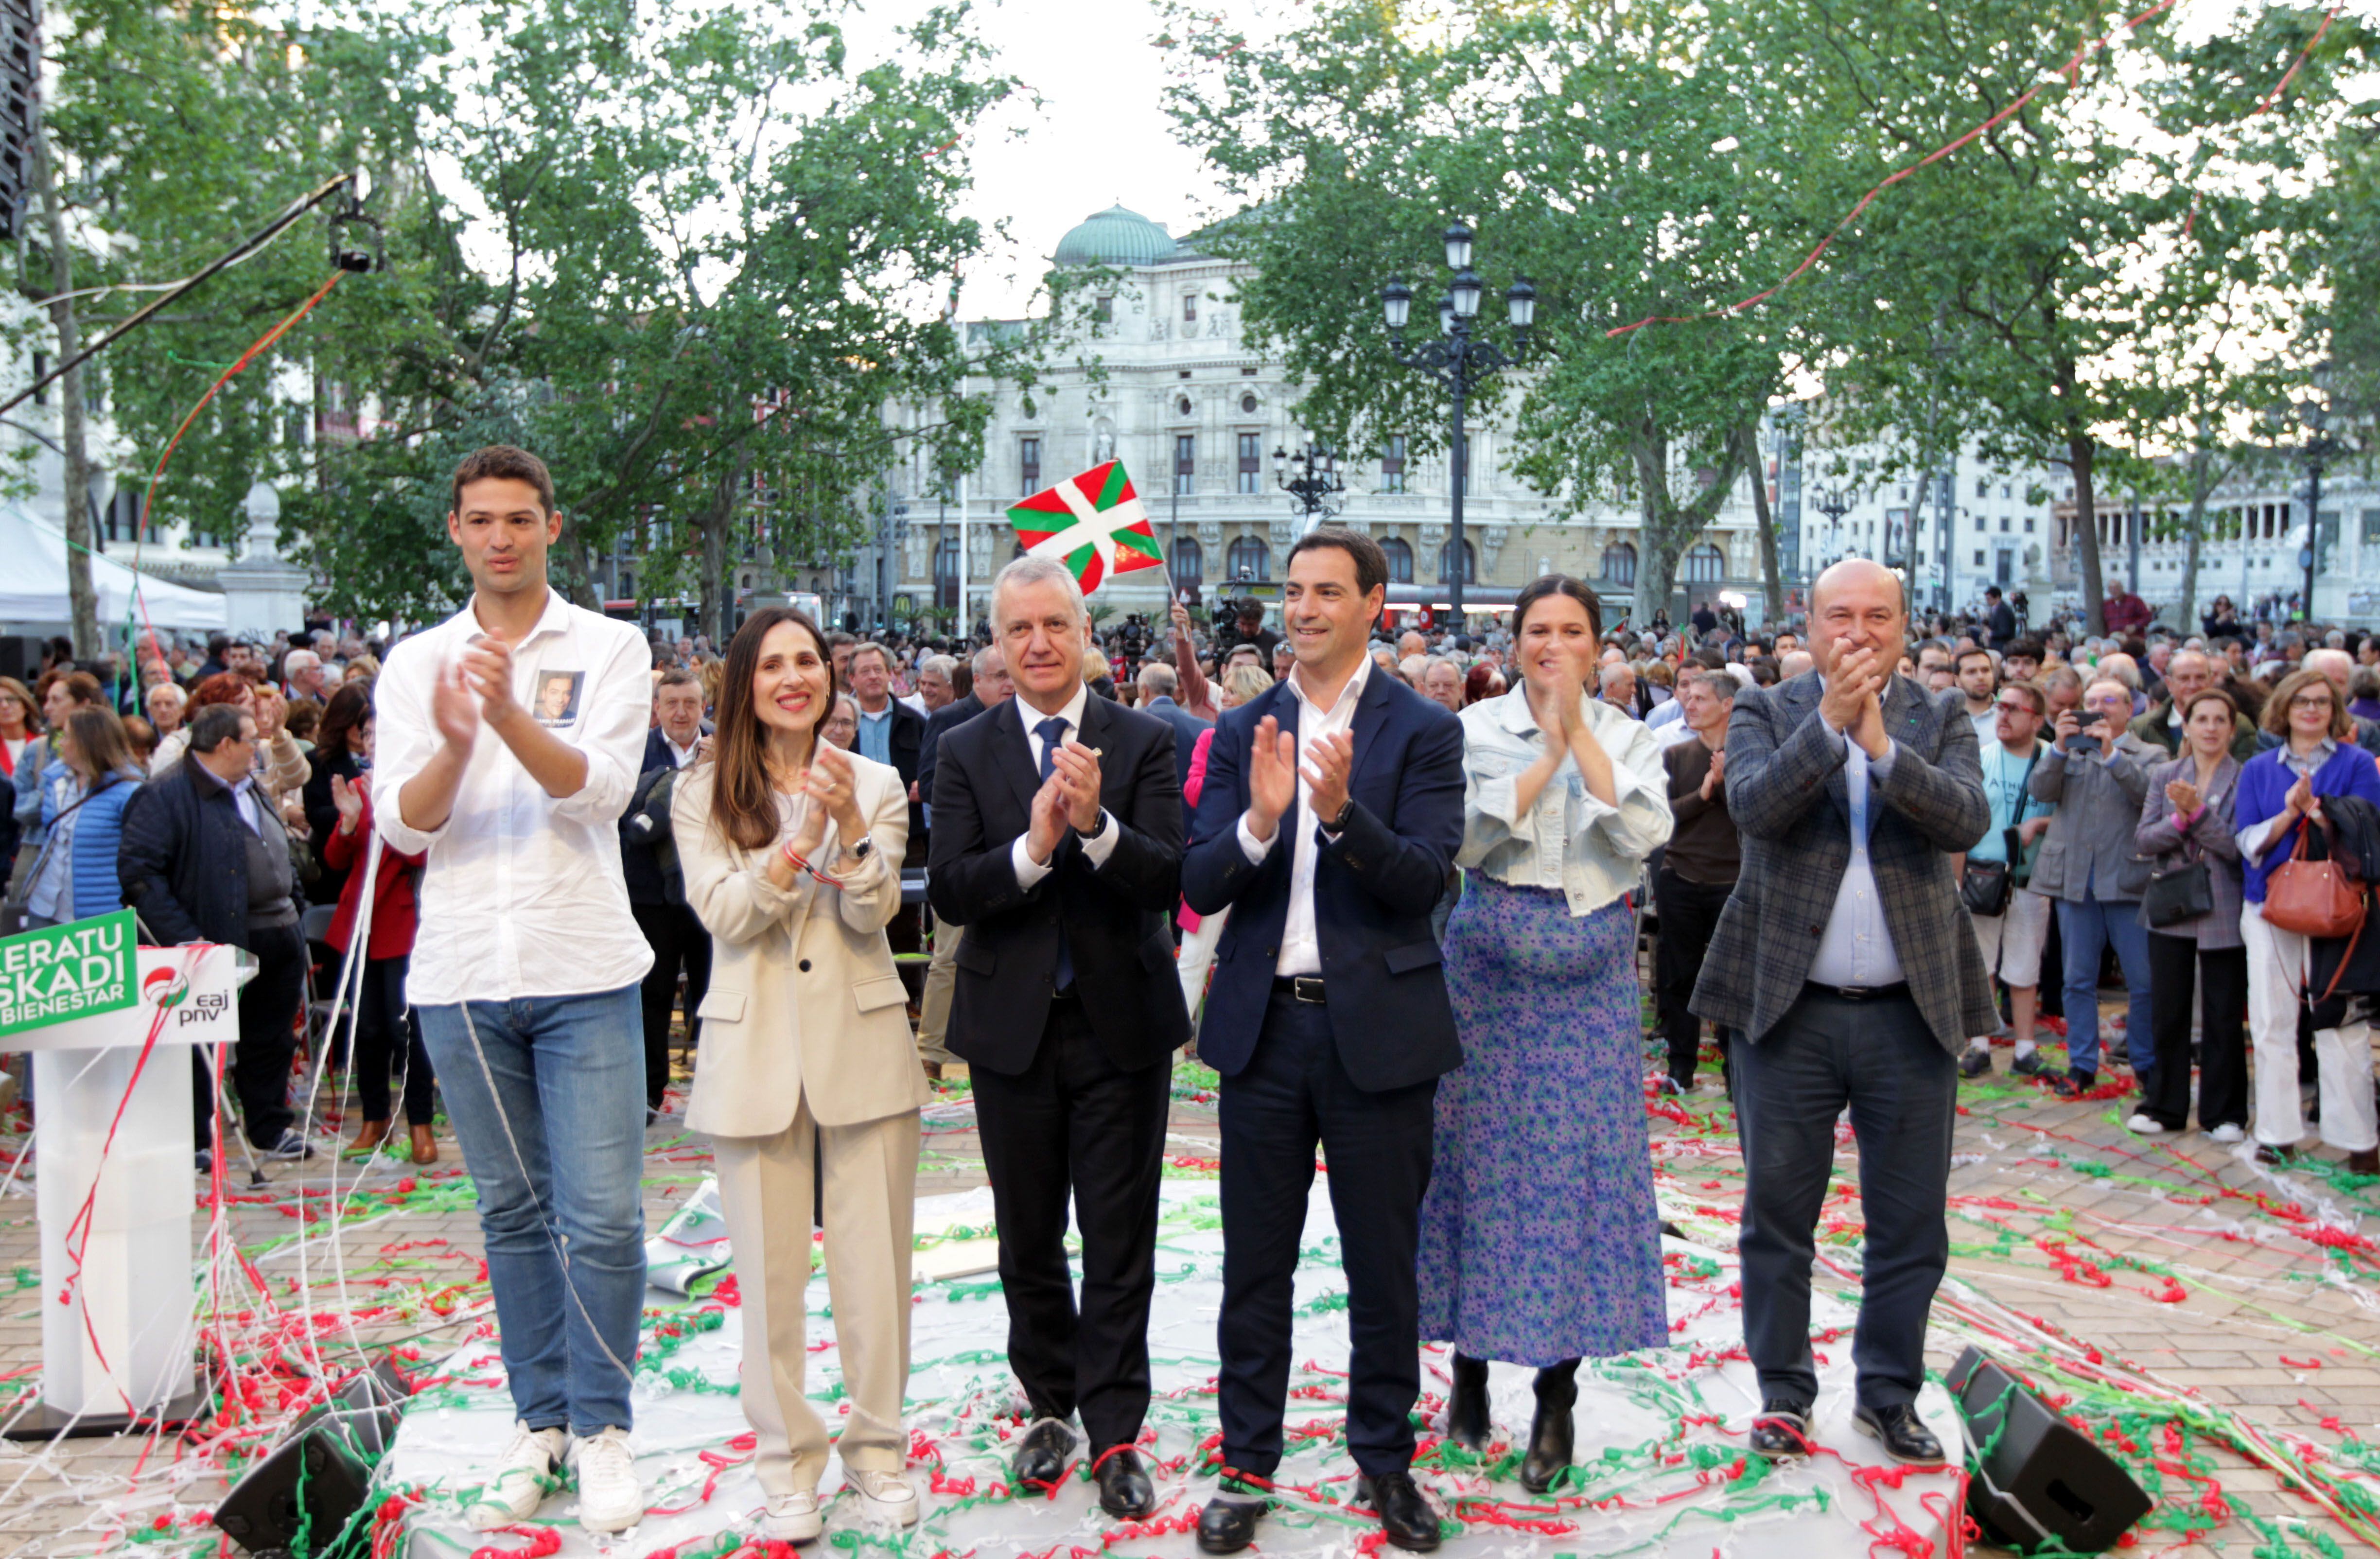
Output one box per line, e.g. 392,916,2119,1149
1325,798,1356,833
1077,809,1110,841
848,837,875,860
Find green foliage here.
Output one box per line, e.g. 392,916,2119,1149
1161,0,1800,622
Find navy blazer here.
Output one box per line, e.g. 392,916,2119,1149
1181,669,1465,1091
1141,695,1212,811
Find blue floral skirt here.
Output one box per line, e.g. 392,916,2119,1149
1416,876,1670,1366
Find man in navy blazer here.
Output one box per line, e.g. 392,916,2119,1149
1179,528,1464,1554
622,668,713,1114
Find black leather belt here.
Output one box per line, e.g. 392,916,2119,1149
1804,980,1910,1003
1271,975,1327,1004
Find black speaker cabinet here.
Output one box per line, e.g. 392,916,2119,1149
213,1360,410,1557
1947,1345,2151,1555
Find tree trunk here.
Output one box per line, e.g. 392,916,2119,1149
1745,420,1786,623
551,510,604,611
2179,444,2210,631
2068,425,2106,637
36,128,100,659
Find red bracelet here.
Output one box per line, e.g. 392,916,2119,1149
780,839,844,888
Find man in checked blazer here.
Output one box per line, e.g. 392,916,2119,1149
1691,559,1996,1468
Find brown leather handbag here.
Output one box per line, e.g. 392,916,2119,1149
2263,819,2367,939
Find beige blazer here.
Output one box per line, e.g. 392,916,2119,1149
671,753,930,1139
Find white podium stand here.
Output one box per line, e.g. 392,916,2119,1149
3,941,249,1439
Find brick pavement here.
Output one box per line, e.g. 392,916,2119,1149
0,1037,2374,1557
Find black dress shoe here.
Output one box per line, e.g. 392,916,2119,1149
1010,1417,1076,1488
1853,1401,1944,1465
1195,1489,1268,1555
1443,1353,1490,1452
1355,1471,1442,1553
1093,1446,1155,1520
1519,1364,1577,1495
1748,1400,1813,1459
2051,1069,2096,1099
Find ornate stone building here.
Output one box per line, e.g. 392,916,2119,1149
875,203,1771,631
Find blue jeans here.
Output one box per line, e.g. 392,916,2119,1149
2055,896,2154,1086
417,985,647,1436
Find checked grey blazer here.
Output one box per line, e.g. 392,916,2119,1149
1689,670,2000,1054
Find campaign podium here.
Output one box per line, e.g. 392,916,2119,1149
0,915,250,1439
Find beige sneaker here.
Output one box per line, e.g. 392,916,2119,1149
568,1426,645,1534
764,1489,825,1543
467,1422,568,1530
847,1469,919,1527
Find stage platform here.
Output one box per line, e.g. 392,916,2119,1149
379,1180,1962,1557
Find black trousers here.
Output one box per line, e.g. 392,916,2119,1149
1655,868,1736,1083
351,953,436,1126
971,998,1171,1454
2142,932,2248,1131
1217,991,1436,1480
632,900,712,1110
1730,987,1955,1411
192,921,309,1150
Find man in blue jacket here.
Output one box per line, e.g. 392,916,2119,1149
1179,527,1464,1554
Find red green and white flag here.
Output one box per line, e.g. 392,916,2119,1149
1006,460,1164,594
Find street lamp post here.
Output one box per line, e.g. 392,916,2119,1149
2271,377,2349,624
1274,441,1344,530
1812,486,1852,576
1379,221,1533,627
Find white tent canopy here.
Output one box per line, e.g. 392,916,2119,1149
0,503,228,633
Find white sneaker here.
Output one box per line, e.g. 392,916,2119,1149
764,1489,824,1543
2211,1123,2245,1144
847,1469,920,1528
468,1422,568,1530
569,1426,645,1533
2127,1114,2166,1135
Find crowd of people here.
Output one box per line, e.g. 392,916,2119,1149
9,441,2380,1548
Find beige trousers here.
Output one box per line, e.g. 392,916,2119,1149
712,1100,921,1497
915,913,960,1068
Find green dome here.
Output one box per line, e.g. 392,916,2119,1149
1052,204,1178,267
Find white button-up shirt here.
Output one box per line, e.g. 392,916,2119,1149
1457,687,1673,915
1010,681,1120,886
1806,728,1906,987
1237,654,1374,977
376,588,656,1005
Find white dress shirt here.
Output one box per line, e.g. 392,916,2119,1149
1236,653,1374,977
1011,681,1121,887
665,732,701,768
376,588,656,1005
1806,725,1907,988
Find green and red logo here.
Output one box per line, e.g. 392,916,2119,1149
143,966,191,1010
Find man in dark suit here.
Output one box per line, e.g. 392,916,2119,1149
915,644,1012,1075
622,667,713,1115
1135,659,1211,809
1179,527,1464,1555
928,558,1189,1522
1983,585,2017,651
1691,559,1996,1468
848,641,928,861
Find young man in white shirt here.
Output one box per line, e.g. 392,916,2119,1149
375,446,656,1534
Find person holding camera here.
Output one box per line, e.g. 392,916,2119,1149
2027,677,2158,1097
1956,682,2055,1081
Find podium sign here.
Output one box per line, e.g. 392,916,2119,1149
0,925,248,1438
0,910,138,1038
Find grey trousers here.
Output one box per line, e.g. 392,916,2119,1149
915,911,960,1069
1729,986,1956,1411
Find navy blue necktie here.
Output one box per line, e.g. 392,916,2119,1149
1036,716,1076,991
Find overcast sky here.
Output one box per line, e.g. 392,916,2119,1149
845,0,1247,321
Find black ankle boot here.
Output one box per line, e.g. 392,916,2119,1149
1445,1352,1490,1452
1519,1361,1578,1494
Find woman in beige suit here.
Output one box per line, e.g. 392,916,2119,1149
672,606,930,1543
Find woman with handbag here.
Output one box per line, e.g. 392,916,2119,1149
2130,689,2248,1139
16,708,144,929
2235,668,2380,1172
